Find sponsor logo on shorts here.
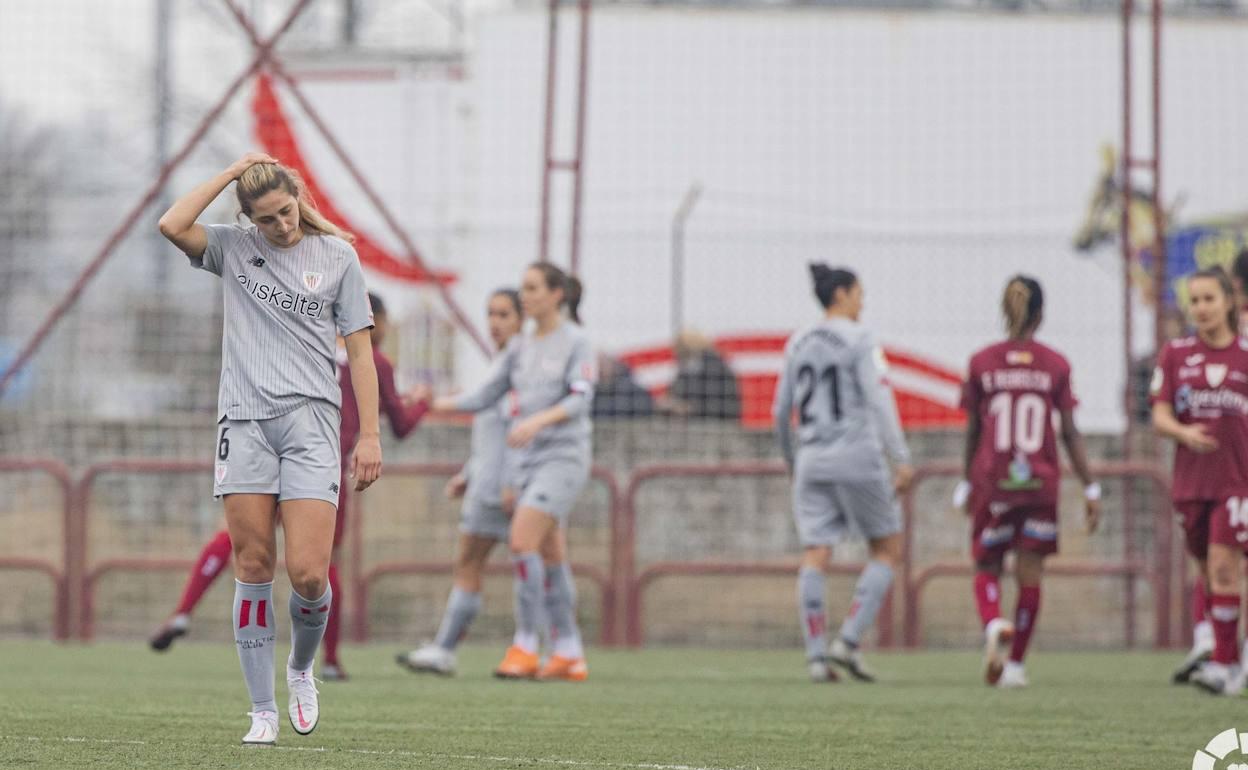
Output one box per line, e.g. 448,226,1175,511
979,524,1015,547
1193,727,1248,769
537,493,549,504
1022,519,1057,541
989,502,1011,517
329,482,339,494
215,464,229,483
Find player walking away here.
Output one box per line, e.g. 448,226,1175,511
147,293,430,684
326,292,430,679
956,276,1100,690
397,289,524,676
158,154,381,746
429,263,595,681
773,264,914,684
1152,267,1248,696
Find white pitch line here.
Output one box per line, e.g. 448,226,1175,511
268,744,744,770
2,735,745,770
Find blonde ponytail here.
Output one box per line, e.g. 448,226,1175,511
236,162,354,243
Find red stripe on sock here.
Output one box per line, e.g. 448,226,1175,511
238,599,252,629
805,612,826,639
257,599,268,628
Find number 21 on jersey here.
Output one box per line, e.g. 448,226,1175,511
988,392,1046,453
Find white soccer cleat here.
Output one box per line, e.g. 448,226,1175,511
1191,661,1242,696
828,637,876,682
808,659,839,683
1173,621,1215,684
286,666,320,736
396,644,458,676
241,710,278,746
997,661,1028,689
983,618,1015,686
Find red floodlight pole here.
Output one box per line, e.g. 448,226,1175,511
537,0,592,275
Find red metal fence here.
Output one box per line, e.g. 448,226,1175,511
6,457,1179,649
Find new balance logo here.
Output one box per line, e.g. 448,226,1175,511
248,256,266,268
329,482,339,494
238,598,268,629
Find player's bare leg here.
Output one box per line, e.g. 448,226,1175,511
280,498,336,734
226,494,280,746
399,533,498,676
1193,545,1243,696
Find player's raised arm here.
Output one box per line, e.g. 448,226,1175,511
157,152,276,258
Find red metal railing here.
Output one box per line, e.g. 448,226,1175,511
6,455,1179,649
900,460,1173,649
76,459,215,640
0,458,73,640
352,463,622,646
620,461,895,649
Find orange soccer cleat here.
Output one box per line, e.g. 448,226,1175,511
494,645,540,679
537,655,589,682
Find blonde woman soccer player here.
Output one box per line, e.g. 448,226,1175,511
159,153,381,745
429,263,595,681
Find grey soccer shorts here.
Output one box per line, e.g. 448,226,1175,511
460,496,511,542
213,399,342,506
792,473,901,546
514,457,590,524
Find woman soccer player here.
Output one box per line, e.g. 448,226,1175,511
158,153,381,745
148,292,429,685
1152,267,1248,696
773,264,914,684
429,263,595,681
957,275,1100,689
397,289,524,675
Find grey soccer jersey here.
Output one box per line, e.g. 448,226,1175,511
191,224,374,421
454,321,596,466
463,397,511,507
773,317,911,480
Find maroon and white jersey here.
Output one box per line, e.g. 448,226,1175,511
1150,335,1248,502
962,340,1077,506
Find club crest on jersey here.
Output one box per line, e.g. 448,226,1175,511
1207,363,1229,388
302,271,325,292
215,464,229,484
